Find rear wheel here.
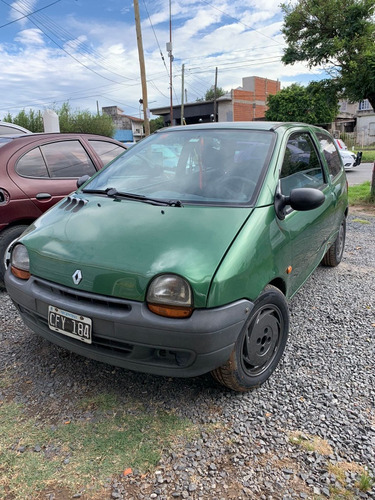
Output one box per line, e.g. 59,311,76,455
0,225,28,290
321,217,346,267
211,285,289,391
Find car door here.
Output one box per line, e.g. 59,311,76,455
276,131,335,294
7,139,97,213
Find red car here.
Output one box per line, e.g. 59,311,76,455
0,133,127,288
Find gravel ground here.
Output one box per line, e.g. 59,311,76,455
1,211,374,500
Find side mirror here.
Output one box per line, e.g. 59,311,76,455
275,187,325,220
76,175,91,189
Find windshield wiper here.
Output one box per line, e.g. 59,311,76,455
82,187,115,195
83,187,183,207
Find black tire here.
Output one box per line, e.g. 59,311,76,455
321,217,346,267
211,285,289,392
0,225,28,290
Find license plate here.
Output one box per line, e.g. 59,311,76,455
48,306,92,344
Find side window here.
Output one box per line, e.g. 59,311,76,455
16,148,49,177
280,133,325,196
41,141,96,177
316,132,342,178
89,140,126,165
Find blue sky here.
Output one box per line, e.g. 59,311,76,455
0,0,324,119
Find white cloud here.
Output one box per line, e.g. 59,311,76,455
0,0,327,117
9,0,37,26
14,28,44,45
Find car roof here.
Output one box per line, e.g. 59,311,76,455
158,121,325,134
0,132,124,146
0,121,32,134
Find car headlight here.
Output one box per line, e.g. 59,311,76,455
11,244,30,280
147,274,193,318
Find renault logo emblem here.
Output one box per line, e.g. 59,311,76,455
72,270,82,285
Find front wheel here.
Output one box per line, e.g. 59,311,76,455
0,225,28,290
211,285,289,391
321,217,346,267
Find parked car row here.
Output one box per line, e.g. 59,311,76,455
5,122,348,391
0,133,127,287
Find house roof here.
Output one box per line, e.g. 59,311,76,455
121,114,144,123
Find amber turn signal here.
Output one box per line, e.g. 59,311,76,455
148,303,193,318
11,266,31,280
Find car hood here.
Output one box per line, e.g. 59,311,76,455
22,194,253,305
339,150,355,158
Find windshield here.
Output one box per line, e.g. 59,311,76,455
84,129,275,206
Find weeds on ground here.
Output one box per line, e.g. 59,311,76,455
348,182,375,205
0,393,197,499
290,432,374,498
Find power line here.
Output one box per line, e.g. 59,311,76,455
187,55,283,72
142,0,169,78
0,0,61,29
3,0,138,83
199,0,284,46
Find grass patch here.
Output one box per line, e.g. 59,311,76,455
356,472,374,492
348,181,375,205
0,396,197,499
0,367,14,390
328,462,364,487
289,431,333,455
78,392,120,412
360,150,375,163
328,462,373,497
352,218,371,224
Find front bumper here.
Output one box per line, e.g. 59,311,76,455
5,272,253,378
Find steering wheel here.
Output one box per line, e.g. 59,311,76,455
215,175,256,200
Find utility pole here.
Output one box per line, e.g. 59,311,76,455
181,64,185,126
167,0,173,125
134,0,150,136
213,67,218,122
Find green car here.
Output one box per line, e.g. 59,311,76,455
5,122,348,392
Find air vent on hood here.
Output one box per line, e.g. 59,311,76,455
59,195,88,213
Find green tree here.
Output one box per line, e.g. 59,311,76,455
4,102,115,137
3,109,44,132
196,87,226,102
56,102,115,137
150,116,164,133
265,81,339,124
281,0,375,109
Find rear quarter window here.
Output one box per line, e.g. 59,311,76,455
88,140,126,165
316,132,342,178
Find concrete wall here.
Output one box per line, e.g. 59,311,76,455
356,113,375,146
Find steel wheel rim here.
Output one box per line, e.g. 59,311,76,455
241,304,284,377
336,220,345,260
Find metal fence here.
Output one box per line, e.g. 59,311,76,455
333,131,375,150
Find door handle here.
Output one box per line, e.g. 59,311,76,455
36,193,52,200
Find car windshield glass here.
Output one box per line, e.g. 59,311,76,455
83,129,274,206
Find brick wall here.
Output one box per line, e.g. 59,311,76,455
232,77,280,121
